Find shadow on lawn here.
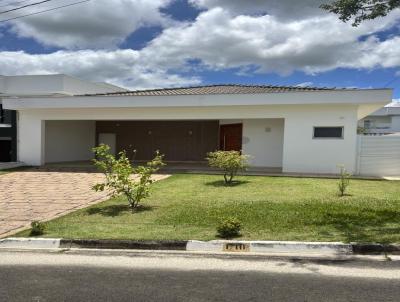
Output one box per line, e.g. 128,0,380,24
205,180,250,187
86,204,154,217
319,208,400,244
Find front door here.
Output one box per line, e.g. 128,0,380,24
219,124,243,151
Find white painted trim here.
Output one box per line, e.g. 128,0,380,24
3,89,393,110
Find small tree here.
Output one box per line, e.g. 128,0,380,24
337,165,351,197
92,144,165,211
206,150,249,184
321,0,400,26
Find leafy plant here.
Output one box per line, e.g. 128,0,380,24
206,150,249,184
321,0,399,26
217,217,242,238
338,165,351,197
92,144,165,211
30,221,45,236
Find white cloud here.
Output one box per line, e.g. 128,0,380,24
0,50,200,89
139,7,400,75
295,82,314,87
1,1,400,88
3,0,173,49
190,0,327,20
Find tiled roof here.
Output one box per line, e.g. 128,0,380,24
80,84,342,97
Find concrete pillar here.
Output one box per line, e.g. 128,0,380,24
18,112,45,166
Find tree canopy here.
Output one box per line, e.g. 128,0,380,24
321,0,400,26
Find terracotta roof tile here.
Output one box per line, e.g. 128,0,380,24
80,84,344,97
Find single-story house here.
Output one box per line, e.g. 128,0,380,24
358,101,400,135
2,78,393,175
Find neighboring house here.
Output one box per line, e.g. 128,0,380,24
358,102,400,135
0,74,126,162
2,80,393,175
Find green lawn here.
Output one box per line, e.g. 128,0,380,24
17,174,400,243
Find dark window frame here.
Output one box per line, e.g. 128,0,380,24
312,126,344,139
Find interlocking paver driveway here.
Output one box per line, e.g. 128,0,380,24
0,169,169,238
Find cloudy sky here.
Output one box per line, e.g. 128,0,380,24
0,0,399,98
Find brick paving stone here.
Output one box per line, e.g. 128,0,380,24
0,170,169,238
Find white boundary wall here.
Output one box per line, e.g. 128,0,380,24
357,135,400,176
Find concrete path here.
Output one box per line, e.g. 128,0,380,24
0,170,169,238
1,250,400,302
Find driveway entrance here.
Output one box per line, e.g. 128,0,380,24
0,169,168,238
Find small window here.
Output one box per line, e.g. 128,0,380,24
313,127,343,139
364,120,371,129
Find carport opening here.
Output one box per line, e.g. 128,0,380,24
44,119,284,170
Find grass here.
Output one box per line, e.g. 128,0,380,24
16,174,400,243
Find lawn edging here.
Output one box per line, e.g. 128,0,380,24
1,238,400,255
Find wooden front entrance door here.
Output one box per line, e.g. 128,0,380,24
219,124,243,151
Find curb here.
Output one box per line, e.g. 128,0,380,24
1,238,399,256
186,240,352,255
351,243,400,255
0,238,61,249
60,239,187,250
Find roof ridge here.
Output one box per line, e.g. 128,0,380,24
86,83,336,96
77,83,362,97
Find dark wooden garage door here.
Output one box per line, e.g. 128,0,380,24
96,121,219,161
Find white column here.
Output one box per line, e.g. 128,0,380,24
18,112,45,166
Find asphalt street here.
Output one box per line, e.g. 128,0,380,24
1,250,400,302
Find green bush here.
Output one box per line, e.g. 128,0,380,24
30,221,45,236
92,144,165,211
338,165,351,197
217,217,242,238
206,150,249,184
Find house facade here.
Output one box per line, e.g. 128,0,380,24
3,80,392,175
0,74,126,162
358,102,400,135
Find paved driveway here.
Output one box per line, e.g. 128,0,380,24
0,169,169,238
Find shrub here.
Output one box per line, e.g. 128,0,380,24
92,144,165,211
217,217,242,238
30,221,45,236
206,150,249,184
338,165,351,197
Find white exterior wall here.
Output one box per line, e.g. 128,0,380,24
242,119,284,167
0,74,125,96
44,121,95,163
18,112,45,166
16,104,361,174
282,106,359,174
